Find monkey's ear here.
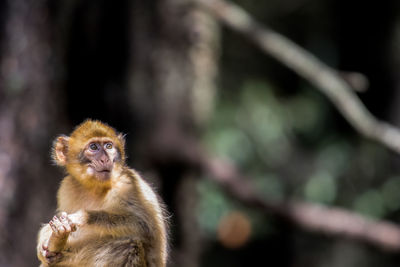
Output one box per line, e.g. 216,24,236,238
117,133,126,162
117,133,126,148
52,135,69,166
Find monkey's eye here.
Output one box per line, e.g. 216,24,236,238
105,143,113,150
89,143,98,151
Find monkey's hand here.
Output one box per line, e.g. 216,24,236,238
67,209,87,227
39,212,75,265
39,242,63,266
49,212,77,239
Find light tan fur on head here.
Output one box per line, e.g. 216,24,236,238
51,120,127,189
52,119,126,166
68,119,126,163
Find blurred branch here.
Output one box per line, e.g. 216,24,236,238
194,0,400,154
155,127,400,251
203,157,400,251
339,71,369,93
180,0,400,252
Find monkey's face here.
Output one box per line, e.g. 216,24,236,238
53,120,127,188
80,138,121,181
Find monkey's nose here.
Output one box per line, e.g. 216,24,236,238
101,159,109,164
100,155,110,165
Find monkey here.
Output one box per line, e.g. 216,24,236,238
37,120,168,267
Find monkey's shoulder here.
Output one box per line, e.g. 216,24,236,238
119,166,142,181
119,167,163,213
118,167,155,192
126,168,160,200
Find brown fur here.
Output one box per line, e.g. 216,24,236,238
37,120,168,267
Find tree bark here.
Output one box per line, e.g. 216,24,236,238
0,0,64,266
128,0,219,265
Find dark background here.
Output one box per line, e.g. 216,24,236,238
1,0,400,266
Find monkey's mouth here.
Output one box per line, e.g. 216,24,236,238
93,168,112,181
88,162,112,172
88,165,112,179
95,168,112,174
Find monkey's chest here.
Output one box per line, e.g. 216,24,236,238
67,226,106,248
59,193,107,213
58,177,113,213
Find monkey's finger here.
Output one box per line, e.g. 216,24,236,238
45,250,59,259
52,215,61,227
67,212,84,228
41,249,47,258
49,220,58,234
66,216,77,232
69,222,77,232
41,245,52,259
52,216,66,235
47,252,62,263
60,213,71,233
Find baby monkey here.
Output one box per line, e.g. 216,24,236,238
37,120,167,267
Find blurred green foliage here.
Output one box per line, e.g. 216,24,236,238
195,0,400,266
304,170,337,204
197,180,233,235
198,78,398,243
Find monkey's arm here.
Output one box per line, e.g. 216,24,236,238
82,210,149,237
37,224,53,264
37,213,77,266
37,224,65,266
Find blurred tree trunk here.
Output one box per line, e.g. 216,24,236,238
0,0,64,266
128,0,219,265
0,0,219,266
